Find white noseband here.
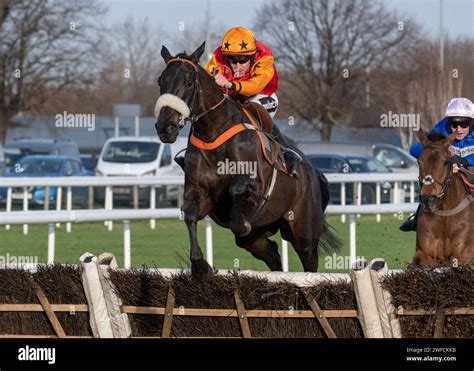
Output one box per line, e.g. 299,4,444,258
154,93,191,119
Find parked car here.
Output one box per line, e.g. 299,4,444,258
3,138,80,173
0,155,90,207
297,141,418,173
95,136,186,205
307,153,392,204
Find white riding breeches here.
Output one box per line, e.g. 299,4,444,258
249,93,279,118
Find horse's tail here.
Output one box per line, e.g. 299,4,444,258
318,220,342,256
313,167,342,255
314,167,330,212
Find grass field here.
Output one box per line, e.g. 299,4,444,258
0,214,416,272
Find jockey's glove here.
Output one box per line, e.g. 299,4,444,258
451,155,469,168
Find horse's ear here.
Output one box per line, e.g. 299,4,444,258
161,45,172,63
190,41,206,64
439,132,457,147
418,129,430,146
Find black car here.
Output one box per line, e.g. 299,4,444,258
307,153,392,204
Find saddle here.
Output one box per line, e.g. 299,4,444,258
243,101,273,134
239,101,292,176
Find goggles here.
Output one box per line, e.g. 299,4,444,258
226,55,251,64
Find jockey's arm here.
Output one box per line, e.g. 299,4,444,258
231,55,275,97
205,54,275,97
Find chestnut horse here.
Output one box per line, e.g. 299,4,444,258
154,42,340,279
414,130,473,266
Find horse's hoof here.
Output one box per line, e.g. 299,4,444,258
191,260,213,281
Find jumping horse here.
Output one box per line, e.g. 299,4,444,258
414,130,473,266
154,42,340,279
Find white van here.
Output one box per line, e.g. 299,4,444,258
95,136,186,205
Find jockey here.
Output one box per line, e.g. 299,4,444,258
400,97,474,231
204,26,302,176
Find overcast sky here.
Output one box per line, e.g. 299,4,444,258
102,0,473,41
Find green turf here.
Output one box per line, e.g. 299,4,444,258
0,215,416,272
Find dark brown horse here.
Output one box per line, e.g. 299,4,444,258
154,42,340,279
414,130,473,266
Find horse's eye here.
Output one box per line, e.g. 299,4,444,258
185,79,194,88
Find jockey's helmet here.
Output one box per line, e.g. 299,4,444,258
445,97,474,133
221,27,257,58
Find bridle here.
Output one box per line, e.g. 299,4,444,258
164,57,227,128
419,159,454,202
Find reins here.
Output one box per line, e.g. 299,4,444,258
166,57,228,127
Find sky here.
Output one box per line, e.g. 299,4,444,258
102,0,473,41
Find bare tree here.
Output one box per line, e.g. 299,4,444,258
30,16,164,116
254,0,419,140
172,23,226,65
104,17,164,106
0,0,106,143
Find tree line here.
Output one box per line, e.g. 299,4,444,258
1,0,472,147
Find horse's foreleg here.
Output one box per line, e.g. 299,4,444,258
183,191,212,280
229,175,253,237
235,227,282,271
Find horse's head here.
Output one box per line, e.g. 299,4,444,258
417,130,456,213
154,42,206,143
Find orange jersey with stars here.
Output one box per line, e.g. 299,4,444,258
205,40,278,97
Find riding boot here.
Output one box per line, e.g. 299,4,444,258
399,204,421,232
271,124,302,177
